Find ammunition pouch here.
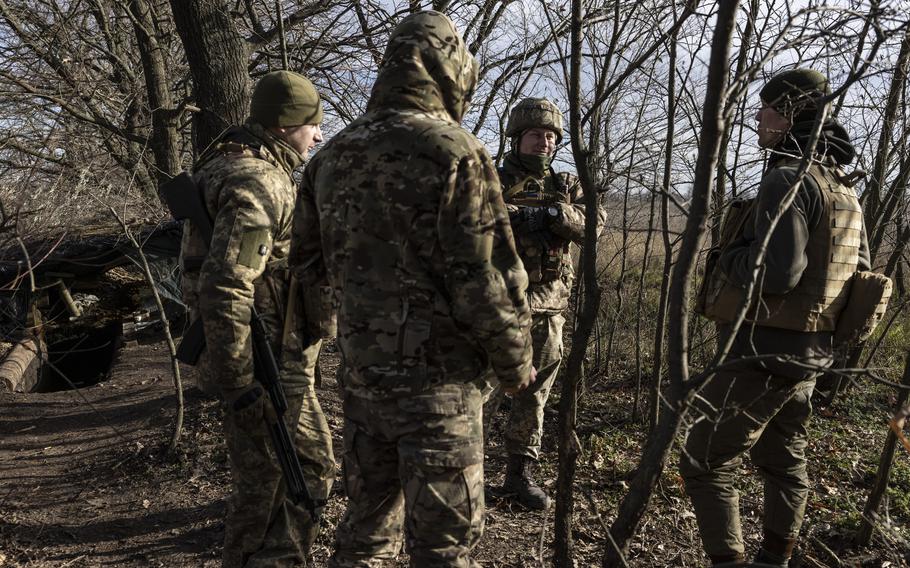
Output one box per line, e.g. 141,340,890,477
834,271,892,346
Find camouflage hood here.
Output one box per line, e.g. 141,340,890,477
366,11,478,124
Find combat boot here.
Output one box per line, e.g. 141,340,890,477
709,552,745,566
503,454,551,510
752,548,791,567
753,529,795,568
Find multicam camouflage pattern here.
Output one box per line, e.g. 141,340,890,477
289,10,533,398
680,366,815,559
179,121,335,566
288,10,531,566
505,97,564,141
331,384,484,567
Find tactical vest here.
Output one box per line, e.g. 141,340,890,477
702,159,863,332
501,168,571,283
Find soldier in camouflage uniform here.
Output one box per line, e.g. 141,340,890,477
288,11,534,567
682,69,871,567
179,70,335,568
483,98,605,510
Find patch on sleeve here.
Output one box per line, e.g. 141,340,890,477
237,228,271,270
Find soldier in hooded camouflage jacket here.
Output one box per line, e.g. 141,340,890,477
289,10,534,567
483,97,606,510
180,71,334,568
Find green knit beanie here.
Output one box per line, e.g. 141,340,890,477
759,68,830,119
249,70,323,127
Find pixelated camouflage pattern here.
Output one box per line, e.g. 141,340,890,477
289,10,533,398
223,374,335,567
505,97,564,142
178,121,335,565
330,384,484,567
499,154,606,314
484,313,564,460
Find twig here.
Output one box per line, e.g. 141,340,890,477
538,510,547,568
583,491,630,568
107,205,185,454
809,536,843,567
60,554,86,567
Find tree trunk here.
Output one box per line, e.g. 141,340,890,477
130,0,182,186
864,27,910,263
0,336,42,393
604,0,741,563
554,0,603,564
649,14,679,433
856,353,910,545
169,0,249,154
711,0,759,247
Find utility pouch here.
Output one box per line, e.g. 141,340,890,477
834,271,893,346
696,197,756,319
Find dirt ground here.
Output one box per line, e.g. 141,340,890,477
2,330,909,567
0,334,552,567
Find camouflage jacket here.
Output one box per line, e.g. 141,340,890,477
289,11,533,398
180,121,309,392
499,153,606,314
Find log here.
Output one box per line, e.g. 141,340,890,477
0,337,42,393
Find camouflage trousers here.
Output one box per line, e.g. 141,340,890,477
483,313,564,459
680,364,816,558
219,341,335,568
330,382,485,568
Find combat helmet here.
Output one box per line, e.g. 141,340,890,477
506,98,563,143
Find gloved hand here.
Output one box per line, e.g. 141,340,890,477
513,206,548,233
222,383,277,424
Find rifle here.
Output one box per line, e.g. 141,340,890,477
161,172,322,521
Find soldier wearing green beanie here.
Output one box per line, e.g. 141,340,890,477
759,68,830,122
179,69,334,567
682,68,870,567
250,70,324,127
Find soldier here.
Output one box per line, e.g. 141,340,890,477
483,98,605,510
288,10,534,567
179,70,335,567
682,69,870,567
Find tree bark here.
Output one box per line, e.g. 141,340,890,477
864,27,910,263
649,8,680,432
130,0,182,185
0,336,42,393
857,353,910,545
604,1,741,563
169,0,249,154
554,0,603,565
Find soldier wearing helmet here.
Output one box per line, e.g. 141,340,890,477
484,97,606,510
